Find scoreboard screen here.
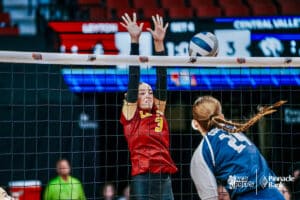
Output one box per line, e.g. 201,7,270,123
164,16,300,57
48,21,152,56
48,16,300,92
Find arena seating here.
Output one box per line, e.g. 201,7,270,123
75,0,300,20
195,5,222,18
223,5,251,16
0,12,19,35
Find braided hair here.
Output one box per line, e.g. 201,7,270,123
192,96,286,133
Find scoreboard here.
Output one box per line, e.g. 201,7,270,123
48,16,300,92
164,16,300,57
48,21,152,55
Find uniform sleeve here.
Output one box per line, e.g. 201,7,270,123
120,103,138,125
190,140,218,200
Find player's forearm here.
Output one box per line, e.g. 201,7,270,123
154,50,167,101
127,43,140,103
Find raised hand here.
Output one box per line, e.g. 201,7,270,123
147,14,168,42
120,13,144,43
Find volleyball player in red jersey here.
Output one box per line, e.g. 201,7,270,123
120,13,178,200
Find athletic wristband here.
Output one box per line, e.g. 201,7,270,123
130,43,139,55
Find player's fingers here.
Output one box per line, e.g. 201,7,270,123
156,14,160,25
133,12,137,23
163,22,169,31
121,15,129,24
124,13,132,23
139,22,144,30
152,15,157,25
120,22,127,29
160,16,163,26
146,27,154,35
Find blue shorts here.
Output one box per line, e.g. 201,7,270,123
131,173,174,200
236,187,285,200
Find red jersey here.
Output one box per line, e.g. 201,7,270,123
120,107,178,176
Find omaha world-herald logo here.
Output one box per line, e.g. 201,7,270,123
227,175,255,189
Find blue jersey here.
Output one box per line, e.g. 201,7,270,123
190,128,284,200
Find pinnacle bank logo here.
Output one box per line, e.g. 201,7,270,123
261,175,295,189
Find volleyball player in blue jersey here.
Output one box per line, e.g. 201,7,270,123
190,96,286,200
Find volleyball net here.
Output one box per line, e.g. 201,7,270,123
0,51,299,199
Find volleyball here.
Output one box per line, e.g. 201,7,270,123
189,32,219,57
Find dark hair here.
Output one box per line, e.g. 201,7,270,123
56,158,70,167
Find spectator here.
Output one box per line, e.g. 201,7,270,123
290,162,300,199
278,182,292,200
118,185,130,200
101,182,116,200
44,159,86,200
217,184,230,200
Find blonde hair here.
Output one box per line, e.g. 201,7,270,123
192,96,286,133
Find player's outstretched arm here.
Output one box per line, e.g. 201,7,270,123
120,13,144,120
147,14,169,113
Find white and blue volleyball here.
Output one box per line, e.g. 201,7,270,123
189,32,219,57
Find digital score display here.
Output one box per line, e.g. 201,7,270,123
48,21,152,55
48,16,300,92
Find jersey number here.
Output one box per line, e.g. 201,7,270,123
219,133,252,153
155,116,163,132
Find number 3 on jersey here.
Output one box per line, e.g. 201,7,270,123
155,116,163,132
219,133,252,153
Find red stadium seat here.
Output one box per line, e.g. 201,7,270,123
161,0,186,8
0,27,19,35
142,8,166,19
77,0,101,6
168,7,194,19
218,0,244,7
277,0,300,5
247,0,274,6
280,2,300,15
111,8,138,19
195,5,222,17
89,7,107,21
132,0,159,8
0,13,10,25
106,0,130,9
223,5,250,16
190,0,215,7
251,3,278,16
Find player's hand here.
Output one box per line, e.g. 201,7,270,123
120,13,144,43
147,14,168,42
